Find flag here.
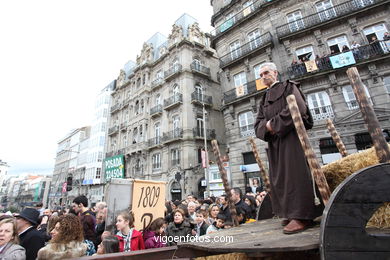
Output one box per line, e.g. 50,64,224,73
62,182,67,193
201,150,209,168
255,79,268,90
236,85,246,97
330,51,356,69
304,60,318,72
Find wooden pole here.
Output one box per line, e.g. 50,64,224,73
286,94,331,205
347,67,390,163
326,119,349,157
248,137,271,193
211,140,239,226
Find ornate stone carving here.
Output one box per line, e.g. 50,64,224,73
348,17,358,35
188,22,204,44
283,40,291,56
168,24,184,46
229,105,235,120
117,69,126,87
368,64,378,83
136,43,154,65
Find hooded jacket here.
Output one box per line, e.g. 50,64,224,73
143,230,166,249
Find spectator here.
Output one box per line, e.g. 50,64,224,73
36,215,50,242
225,188,251,222
15,208,45,260
35,203,44,217
207,204,220,225
342,45,350,52
143,218,167,249
370,36,383,54
95,202,107,246
187,202,197,222
194,209,209,237
206,214,225,234
115,211,144,252
383,32,390,41
219,195,229,221
72,195,98,249
166,209,192,246
350,41,361,49
243,195,257,220
37,214,87,260
96,236,119,255
0,218,26,260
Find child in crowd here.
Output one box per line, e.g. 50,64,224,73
143,217,167,249
206,214,226,234
194,209,209,236
96,235,120,255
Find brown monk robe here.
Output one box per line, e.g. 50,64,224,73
254,79,324,234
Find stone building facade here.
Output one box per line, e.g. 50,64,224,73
210,0,390,190
105,14,225,200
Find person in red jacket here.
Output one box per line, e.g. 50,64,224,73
114,211,144,252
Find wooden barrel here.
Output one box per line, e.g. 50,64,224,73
320,163,390,260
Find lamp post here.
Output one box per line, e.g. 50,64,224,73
202,87,211,198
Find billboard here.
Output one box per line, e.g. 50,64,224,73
104,155,125,181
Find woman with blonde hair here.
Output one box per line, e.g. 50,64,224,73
114,211,144,252
0,217,25,260
37,214,87,260
207,204,220,225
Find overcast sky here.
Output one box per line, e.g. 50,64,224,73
0,0,214,175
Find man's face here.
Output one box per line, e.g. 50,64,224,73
187,196,194,202
72,203,82,213
216,219,224,228
219,196,226,205
259,66,278,87
231,190,239,202
188,204,196,214
195,213,204,224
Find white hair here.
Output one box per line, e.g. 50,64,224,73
259,62,278,72
188,201,196,207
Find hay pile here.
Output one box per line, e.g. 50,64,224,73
321,145,390,228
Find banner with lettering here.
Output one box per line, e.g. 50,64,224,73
255,79,268,91
104,155,125,181
304,60,318,72
132,180,166,231
329,51,356,69
220,19,234,33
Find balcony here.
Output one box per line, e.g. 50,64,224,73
190,62,211,78
122,97,131,107
105,151,114,158
164,93,183,110
120,123,127,131
193,128,216,140
223,80,261,105
310,105,335,121
108,125,119,136
164,64,182,81
191,92,213,107
240,125,255,137
117,148,126,155
150,104,163,117
276,0,385,40
110,103,121,114
346,100,359,110
148,136,163,148
286,41,390,80
151,78,165,90
163,128,183,143
220,32,273,68
211,0,280,41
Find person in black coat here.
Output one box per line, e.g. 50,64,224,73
15,207,45,260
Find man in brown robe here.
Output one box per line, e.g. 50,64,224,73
254,62,323,234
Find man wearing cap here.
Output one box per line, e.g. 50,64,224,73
15,207,45,260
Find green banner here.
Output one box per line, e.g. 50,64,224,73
104,154,125,181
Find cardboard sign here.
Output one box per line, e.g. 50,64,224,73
304,60,318,72
131,180,166,231
255,79,268,91
236,85,246,97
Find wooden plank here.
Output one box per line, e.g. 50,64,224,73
326,119,348,157
249,137,271,192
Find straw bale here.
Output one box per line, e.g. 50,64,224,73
321,145,390,229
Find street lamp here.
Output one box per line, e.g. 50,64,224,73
202,86,211,198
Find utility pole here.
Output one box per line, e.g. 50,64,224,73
202,87,210,198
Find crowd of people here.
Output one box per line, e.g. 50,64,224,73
0,187,267,260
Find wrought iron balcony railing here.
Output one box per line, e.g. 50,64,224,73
240,125,255,137
164,93,183,109
108,125,119,135
150,104,163,117
190,62,211,76
211,0,279,38
276,0,384,39
310,105,335,121
191,92,213,106
164,64,182,80
193,128,216,139
110,103,121,113
148,136,162,147
287,40,390,79
151,78,165,89
220,32,272,68
223,80,259,105
163,128,183,143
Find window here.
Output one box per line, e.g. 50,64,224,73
233,72,247,87
342,85,371,110
230,40,241,59
316,0,336,22
96,168,101,179
353,0,374,8
307,91,334,120
155,94,161,106
226,12,235,23
295,45,315,62
171,149,180,165
173,84,180,95
196,116,204,136
248,29,261,50
135,100,139,115
363,23,388,42
173,115,180,134
123,134,127,147
327,35,349,54
319,138,341,164
156,70,163,79
287,11,304,32
195,84,203,101
133,128,138,143
193,58,201,70
152,153,161,169
254,63,265,80
153,123,161,145
239,111,254,137
384,76,390,93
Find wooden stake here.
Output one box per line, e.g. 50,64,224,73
326,119,348,157
248,137,271,193
211,140,239,226
347,67,390,163
287,94,331,205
